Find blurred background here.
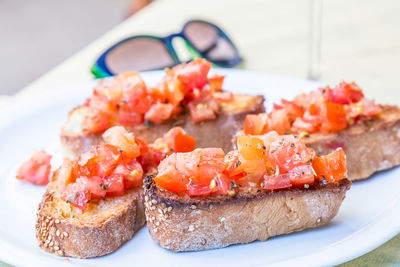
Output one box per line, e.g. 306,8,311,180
1,0,399,103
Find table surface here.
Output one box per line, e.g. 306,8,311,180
2,0,400,266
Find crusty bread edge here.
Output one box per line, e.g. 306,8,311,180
143,175,351,252
36,179,145,258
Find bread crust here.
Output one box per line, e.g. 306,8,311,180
60,94,265,159
143,175,351,252
36,170,145,258
303,105,400,181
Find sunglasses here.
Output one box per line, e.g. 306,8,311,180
91,20,242,78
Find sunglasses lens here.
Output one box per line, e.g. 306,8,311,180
105,38,175,73
184,21,239,66
184,21,219,51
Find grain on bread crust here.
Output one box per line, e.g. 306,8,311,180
36,169,145,258
61,94,265,159
143,175,351,252
303,105,400,181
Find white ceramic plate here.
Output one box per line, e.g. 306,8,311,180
0,70,399,267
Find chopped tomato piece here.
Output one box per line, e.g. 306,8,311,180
111,159,143,189
287,164,315,186
215,173,231,194
320,102,347,132
312,148,347,182
102,126,141,160
154,154,189,192
325,82,364,105
266,109,291,135
144,103,174,124
188,102,216,123
262,173,292,190
117,104,143,126
268,135,313,173
174,58,212,91
17,150,52,185
281,99,305,120
244,114,266,135
208,75,225,91
196,148,225,186
61,176,106,210
103,174,125,197
82,109,112,133
186,181,212,196
118,72,151,114
76,145,120,178
172,129,196,152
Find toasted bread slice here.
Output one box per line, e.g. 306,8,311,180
143,175,351,252
36,168,145,258
302,105,400,181
61,94,265,159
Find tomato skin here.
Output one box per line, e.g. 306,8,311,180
244,114,266,135
144,103,174,124
312,148,347,182
17,150,52,185
281,99,305,120
262,173,292,190
287,164,315,186
196,148,225,186
119,72,151,114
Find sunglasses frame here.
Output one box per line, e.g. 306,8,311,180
92,19,242,78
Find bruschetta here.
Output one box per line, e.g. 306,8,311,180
61,59,264,159
36,126,195,258
144,131,351,251
242,82,400,181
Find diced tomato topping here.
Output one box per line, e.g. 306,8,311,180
320,102,348,132
287,164,315,186
325,82,364,105
102,126,141,160
144,103,174,124
61,176,106,210
262,173,292,190
188,102,217,123
117,104,143,126
215,173,231,194
245,81,378,135
244,114,266,135
82,109,112,133
172,129,196,152
154,133,347,196
207,75,225,91
312,148,347,182
267,135,313,173
174,58,212,91
186,181,212,196
58,126,153,210
17,150,52,185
